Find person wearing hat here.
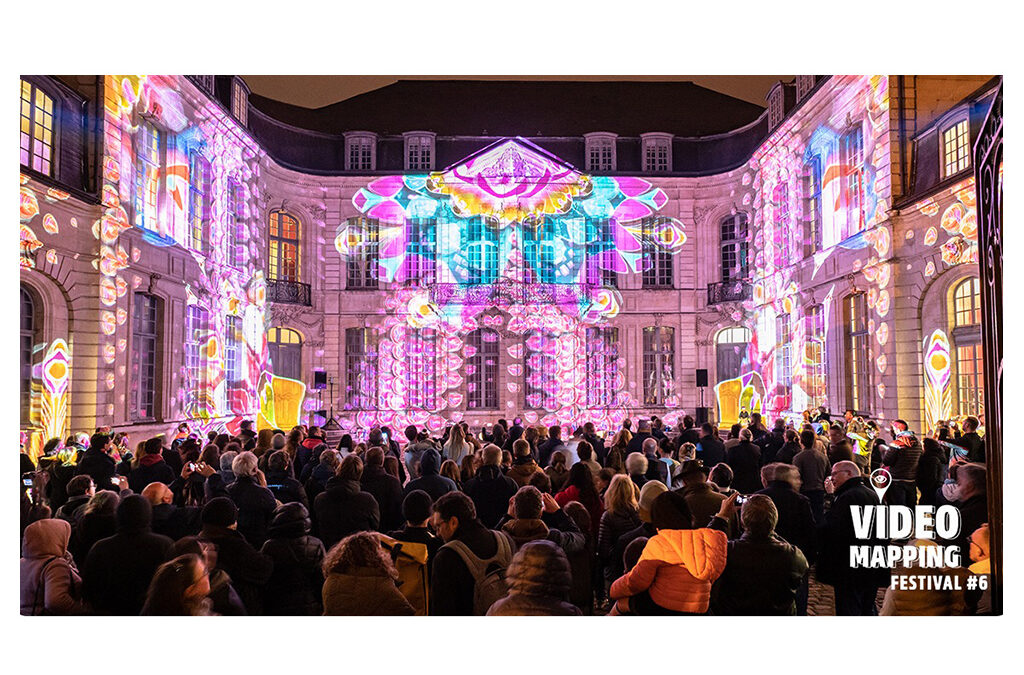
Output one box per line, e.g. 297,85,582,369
387,489,442,576
674,460,738,537
198,496,273,615
260,502,325,615
610,481,667,582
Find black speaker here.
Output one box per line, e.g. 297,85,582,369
695,369,708,388
313,370,327,390
695,407,710,425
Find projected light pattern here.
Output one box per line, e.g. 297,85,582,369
923,330,953,432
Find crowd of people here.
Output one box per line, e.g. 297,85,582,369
19,410,992,616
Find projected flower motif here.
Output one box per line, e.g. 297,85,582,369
20,225,42,269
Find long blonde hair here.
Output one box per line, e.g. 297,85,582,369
604,473,639,514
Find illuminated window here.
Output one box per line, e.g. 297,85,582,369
953,277,982,327
345,133,376,171
465,217,498,284
804,305,827,406
133,122,162,230
586,218,617,287
525,330,558,410
406,328,437,410
525,219,557,284
269,210,300,282
643,327,675,406
406,218,437,285
226,178,246,268
773,182,791,268
467,328,499,410
841,126,864,239
956,344,984,417
268,327,302,381
641,134,672,173
803,156,823,252
20,80,55,176
720,213,749,283
185,306,209,413
346,217,379,289
345,328,378,410
20,285,39,426
586,327,619,408
942,118,971,178
642,218,673,288
231,80,248,127
131,293,161,421
585,133,616,172
224,315,244,389
404,133,434,171
188,152,211,252
844,293,870,414
768,87,785,129
952,277,984,416
775,313,792,388
716,326,751,382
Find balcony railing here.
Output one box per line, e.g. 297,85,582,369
267,279,312,306
429,280,595,307
707,280,752,305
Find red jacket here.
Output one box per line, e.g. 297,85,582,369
554,485,603,536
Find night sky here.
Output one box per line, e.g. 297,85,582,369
241,75,794,109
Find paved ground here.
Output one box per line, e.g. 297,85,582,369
807,569,886,616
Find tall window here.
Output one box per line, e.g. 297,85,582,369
642,134,671,173
224,315,244,388
841,126,865,239
188,152,211,252
346,217,379,289
231,80,248,127
643,326,675,406
716,326,751,383
131,293,161,421
346,134,375,171
586,327,619,408
20,80,55,176
406,328,437,410
844,293,871,413
585,134,616,172
185,305,209,413
20,286,39,426
773,183,792,268
642,218,673,288
345,328,378,409
720,213,749,283
775,314,792,388
804,305,827,406
268,327,302,381
133,122,161,230
586,218,617,287
525,219,558,284
268,210,300,281
524,331,558,410
467,328,499,410
227,178,246,267
952,277,984,416
465,217,498,284
942,118,971,178
405,134,434,171
406,218,437,285
803,156,823,252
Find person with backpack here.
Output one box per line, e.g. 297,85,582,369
429,491,514,616
486,540,582,615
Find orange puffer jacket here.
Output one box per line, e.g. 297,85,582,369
609,528,728,614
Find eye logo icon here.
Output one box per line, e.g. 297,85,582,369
870,468,892,503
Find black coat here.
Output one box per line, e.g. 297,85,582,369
463,465,520,529
955,432,985,463
69,511,117,568
264,471,309,510
949,493,988,565
199,524,274,616
225,476,278,548
726,441,762,494
626,432,654,456
696,434,726,467
758,430,785,466
75,448,118,492
816,476,890,588
678,427,701,449
360,465,405,532
536,438,567,469
82,529,173,615
756,481,818,563
150,503,202,541
404,449,457,503
775,441,801,465
583,433,607,465
709,530,809,615
314,478,380,550
597,509,642,580
260,532,326,616
430,522,505,616
915,448,946,507
126,460,177,495
644,453,669,484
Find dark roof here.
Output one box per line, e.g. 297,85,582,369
247,79,765,138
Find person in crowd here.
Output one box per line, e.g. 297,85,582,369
758,418,786,466
536,425,567,469
626,419,654,456
709,494,808,615
315,454,380,551
528,470,552,494
554,461,604,536
360,446,405,532
82,495,173,615
608,490,727,615
816,461,891,615
775,428,801,464
916,437,947,507
487,540,582,616
793,428,830,524
675,460,735,536
696,422,726,467
576,440,602,478
404,448,457,502
678,415,701,448
141,553,213,615
755,463,817,566
460,455,477,485
678,442,697,463
142,482,201,542
218,450,238,488
827,424,856,466
604,429,630,474
625,451,649,490
219,451,277,548
387,490,442,576
641,437,669,485
296,426,326,478
322,532,414,615
198,497,273,615
709,463,737,499
440,459,463,490
965,524,992,615
260,502,325,615
610,481,667,582
304,448,340,506
946,463,988,564
126,437,177,494
162,434,186,476
55,475,94,527
581,422,607,466
497,486,586,554
561,501,596,614
726,428,762,493
429,491,514,616
883,432,923,508
69,490,120,566
545,450,570,494
879,539,967,616
658,438,680,489
20,518,84,615
443,423,471,465
463,444,520,529
403,426,432,478
723,423,743,452
598,474,642,593
75,433,119,492
263,450,308,509
254,428,276,459
507,438,543,487
954,416,985,463
500,450,513,474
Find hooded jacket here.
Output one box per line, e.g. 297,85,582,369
76,447,118,492
21,519,84,615
225,475,278,548
127,454,177,494
403,449,457,502
487,540,582,616
507,455,542,487
314,477,380,550
464,464,519,529
360,463,405,532
260,503,325,615
609,527,728,614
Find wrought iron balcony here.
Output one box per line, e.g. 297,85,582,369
707,280,752,305
429,280,596,306
267,279,312,306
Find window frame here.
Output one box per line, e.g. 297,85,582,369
804,304,827,407
641,133,673,173
524,330,558,410
133,121,164,232
224,314,245,390
465,217,498,285
941,116,971,179
802,156,823,253
345,217,380,289
466,327,499,410
231,79,248,128
268,210,301,282
951,277,984,417
585,327,619,408
226,177,247,268
586,217,618,287
345,132,377,171
584,132,617,172
406,327,437,410
841,124,865,240
20,285,40,427
184,305,209,415
188,150,211,252
844,292,871,414
775,313,793,388
403,132,436,171
344,328,378,410
720,212,750,283
773,181,791,268
268,327,303,381
20,79,57,177
642,218,674,288
642,326,675,406
130,292,162,422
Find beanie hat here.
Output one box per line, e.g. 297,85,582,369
202,496,238,528
402,489,433,525
638,480,668,523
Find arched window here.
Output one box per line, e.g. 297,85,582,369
268,327,302,381
269,210,300,282
720,213,749,283
467,328,498,410
952,277,984,416
716,326,751,383
21,285,40,426
20,80,55,176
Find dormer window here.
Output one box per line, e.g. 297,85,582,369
941,116,971,178
189,76,214,94
641,133,672,173
767,83,785,129
231,79,248,128
345,132,377,171
796,76,816,102
584,132,617,172
403,132,435,171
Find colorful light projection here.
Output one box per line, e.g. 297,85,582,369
715,372,765,427
923,329,953,432
337,138,689,432
29,340,70,446
256,371,307,431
